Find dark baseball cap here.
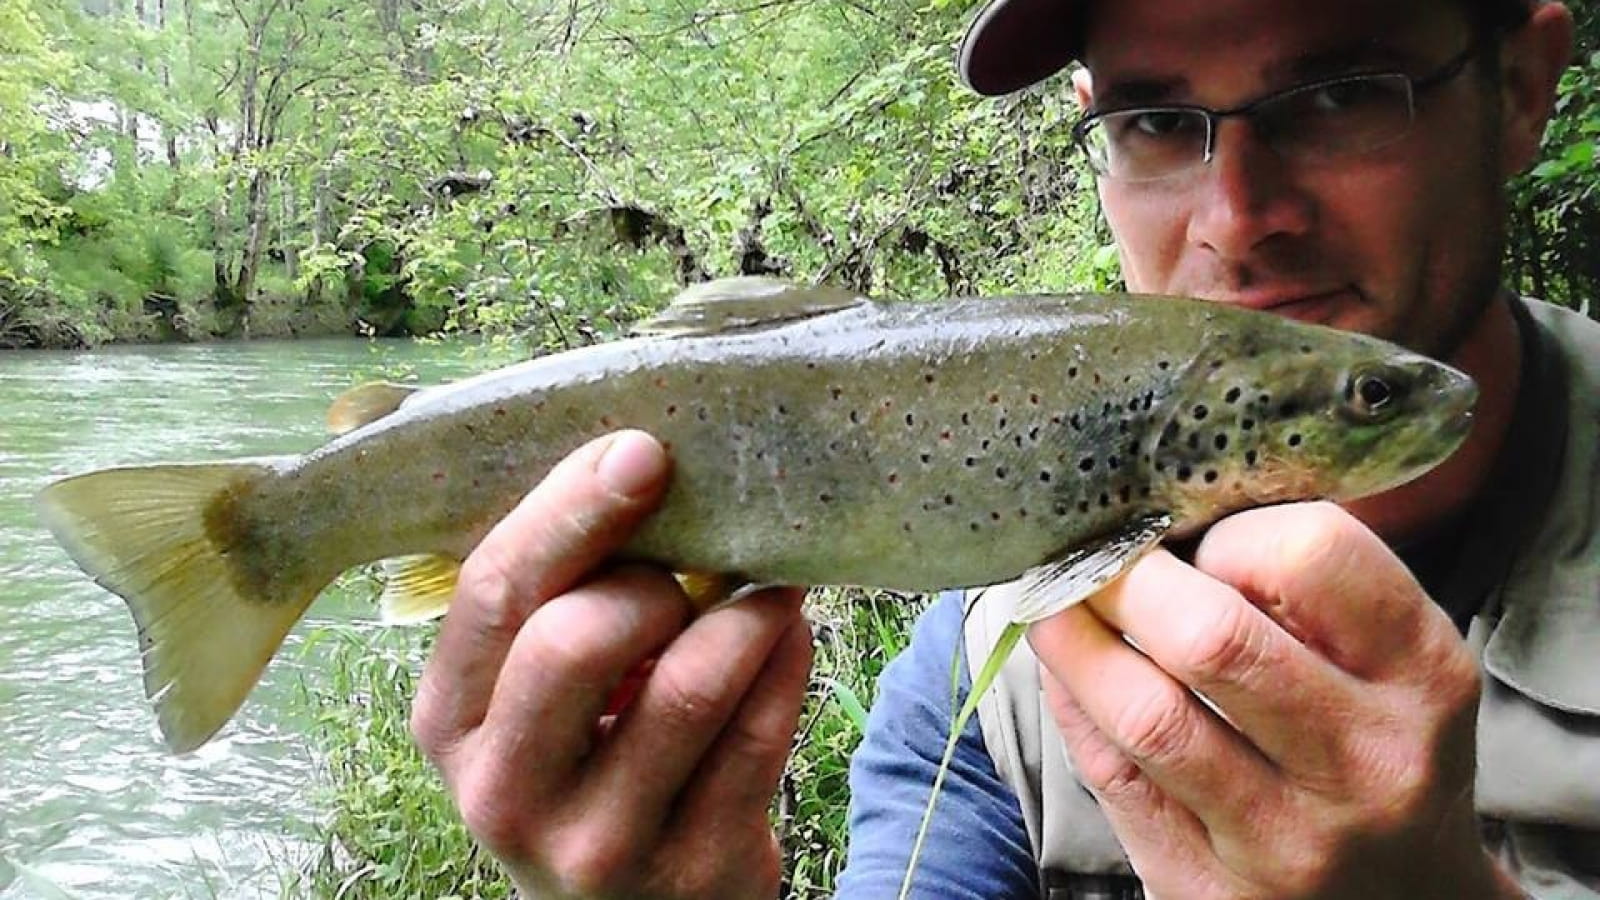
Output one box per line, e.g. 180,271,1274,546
956,0,1538,97
957,0,1087,96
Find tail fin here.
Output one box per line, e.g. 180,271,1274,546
35,460,319,753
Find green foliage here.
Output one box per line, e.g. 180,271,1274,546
291,586,926,899
1505,5,1599,314
294,623,515,900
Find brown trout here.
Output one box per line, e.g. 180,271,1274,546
37,278,1475,753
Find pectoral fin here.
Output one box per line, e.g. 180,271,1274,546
633,276,866,337
379,554,461,624
1008,512,1173,623
897,512,1173,899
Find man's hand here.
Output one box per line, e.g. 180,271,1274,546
1029,502,1517,899
410,431,812,899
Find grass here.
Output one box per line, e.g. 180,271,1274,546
288,585,929,898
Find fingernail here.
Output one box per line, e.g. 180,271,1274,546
597,430,667,498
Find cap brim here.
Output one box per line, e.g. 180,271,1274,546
957,0,1085,96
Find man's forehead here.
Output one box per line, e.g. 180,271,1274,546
1080,0,1469,102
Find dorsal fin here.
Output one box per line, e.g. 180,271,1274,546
326,382,420,435
633,276,867,338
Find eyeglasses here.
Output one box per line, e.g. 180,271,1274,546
1071,41,1487,183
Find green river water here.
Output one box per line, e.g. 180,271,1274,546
0,338,516,899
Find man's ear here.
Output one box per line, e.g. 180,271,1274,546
1071,67,1094,112
1497,2,1575,177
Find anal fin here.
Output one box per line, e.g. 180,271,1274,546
380,554,462,624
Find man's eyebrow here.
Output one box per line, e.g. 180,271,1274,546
1089,77,1190,111
1272,43,1430,81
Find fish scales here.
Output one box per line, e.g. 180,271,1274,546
268,298,1201,594
35,281,1477,752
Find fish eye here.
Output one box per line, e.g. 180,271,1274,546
1345,370,1400,418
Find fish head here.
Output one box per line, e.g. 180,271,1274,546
1149,321,1478,532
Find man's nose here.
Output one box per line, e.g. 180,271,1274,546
1184,118,1315,259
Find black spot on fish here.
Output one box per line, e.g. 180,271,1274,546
970,522,981,532
1245,449,1259,466
1187,432,1201,451
1214,433,1229,451
943,494,955,505
990,511,1002,521
1068,366,1079,379
1158,360,1171,371
920,452,932,464
697,407,709,421
1160,421,1180,445
1118,485,1132,504
1028,425,1041,441
1288,433,1303,448
849,410,861,424
1177,465,1193,482
1127,398,1140,412
777,404,788,415
961,412,971,426
1241,418,1256,431
981,438,992,451
965,457,978,467
1204,470,1219,484
1258,393,1272,406
1193,404,1209,421
831,387,843,400
1070,413,1084,431
1013,435,1024,449
924,373,935,384
1079,456,1095,472
997,416,1008,430
1279,402,1298,418
905,413,915,427
1102,401,1114,415
1108,455,1121,470
1039,470,1053,483
819,492,833,503
1054,502,1070,516
903,522,913,532
1098,492,1111,508
1225,387,1242,404
666,404,678,416
995,466,1008,480
1077,499,1091,514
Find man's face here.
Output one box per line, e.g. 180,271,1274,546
1078,0,1510,360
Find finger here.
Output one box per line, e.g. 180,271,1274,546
1039,665,1230,895
1084,548,1351,776
658,609,812,888
413,430,670,756
1028,601,1282,842
1193,502,1460,683
583,587,807,850
472,565,694,804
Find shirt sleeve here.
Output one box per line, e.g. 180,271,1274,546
834,590,1039,899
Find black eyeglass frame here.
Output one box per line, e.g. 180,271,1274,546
1070,38,1492,182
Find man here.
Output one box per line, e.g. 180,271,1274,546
409,0,1592,896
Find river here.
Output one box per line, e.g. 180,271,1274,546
0,338,515,899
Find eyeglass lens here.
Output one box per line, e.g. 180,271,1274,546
1081,73,1419,181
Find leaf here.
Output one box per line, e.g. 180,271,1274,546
816,676,870,734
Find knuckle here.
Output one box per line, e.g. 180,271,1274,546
455,767,530,855
548,829,636,897
1076,747,1148,799
1111,683,1199,766
1175,600,1272,686
456,545,527,632
651,665,731,733
408,678,455,761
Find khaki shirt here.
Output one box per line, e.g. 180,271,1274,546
964,298,1600,898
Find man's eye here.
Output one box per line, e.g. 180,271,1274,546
1307,79,1389,112
1129,111,1195,137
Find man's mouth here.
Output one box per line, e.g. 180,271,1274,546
1219,287,1355,325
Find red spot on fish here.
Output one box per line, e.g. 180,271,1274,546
662,440,674,453
776,467,787,480
887,472,899,485
1030,393,1041,405
989,393,1001,404
793,522,804,531
654,376,668,389
667,405,678,416
471,479,481,488
600,415,614,428
493,407,507,417
432,471,446,482
940,430,952,441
